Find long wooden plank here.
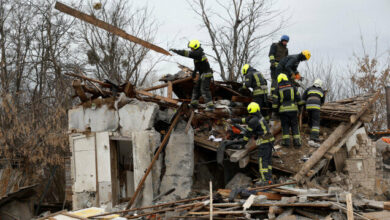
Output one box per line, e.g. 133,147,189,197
346,193,354,220
55,2,171,56
167,81,173,99
126,105,183,209
136,90,178,105
350,90,380,123
90,196,208,218
65,72,111,87
144,77,192,92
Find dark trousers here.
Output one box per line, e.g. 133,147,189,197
258,142,273,181
280,111,301,146
253,95,270,121
191,75,213,106
308,109,320,141
270,67,277,97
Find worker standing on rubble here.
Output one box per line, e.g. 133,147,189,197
240,64,270,121
170,40,214,111
228,102,274,186
272,74,305,148
302,79,325,142
275,50,311,85
269,35,289,95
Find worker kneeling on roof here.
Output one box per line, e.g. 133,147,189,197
170,40,214,111
228,102,274,186
240,64,270,121
302,79,325,143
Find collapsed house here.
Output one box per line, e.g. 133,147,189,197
39,64,390,219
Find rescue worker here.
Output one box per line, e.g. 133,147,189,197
229,102,275,185
269,35,289,95
241,64,270,121
272,74,305,148
302,79,325,142
275,50,311,83
170,40,214,111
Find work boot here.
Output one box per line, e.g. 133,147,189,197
255,179,273,187
189,100,199,109
293,138,302,149
281,139,290,148
310,133,320,142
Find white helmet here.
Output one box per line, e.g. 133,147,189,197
313,79,323,88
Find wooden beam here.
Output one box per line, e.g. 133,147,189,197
136,90,178,105
72,79,88,102
55,2,171,56
350,90,380,123
231,96,252,103
239,155,250,168
185,110,194,134
230,121,281,163
210,181,213,220
126,105,184,209
65,72,111,87
346,193,354,220
167,81,173,99
188,210,267,215
325,121,363,157
144,77,192,92
230,139,256,163
90,195,209,218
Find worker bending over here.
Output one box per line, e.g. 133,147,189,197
272,74,305,148
240,64,270,121
302,79,325,142
229,102,274,186
275,50,311,85
170,40,214,111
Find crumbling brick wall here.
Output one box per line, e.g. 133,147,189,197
345,133,376,192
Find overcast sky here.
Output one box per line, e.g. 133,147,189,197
68,0,390,80
137,0,389,76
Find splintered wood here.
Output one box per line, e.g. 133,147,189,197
321,93,375,122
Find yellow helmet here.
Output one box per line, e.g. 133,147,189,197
277,73,288,83
247,102,260,114
302,50,311,60
241,64,250,75
188,40,200,50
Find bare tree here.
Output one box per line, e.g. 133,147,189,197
189,0,286,81
76,0,163,86
348,36,390,131
300,59,349,102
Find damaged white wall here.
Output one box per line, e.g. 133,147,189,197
68,96,194,210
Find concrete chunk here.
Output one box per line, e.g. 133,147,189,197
159,120,194,202
119,100,158,134
226,173,252,189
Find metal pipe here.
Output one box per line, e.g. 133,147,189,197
386,86,390,129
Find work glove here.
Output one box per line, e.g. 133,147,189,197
192,73,200,82
271,112,279,120
238,87,246,93
169,48,178,54
270,60,275,68
226,119,233,124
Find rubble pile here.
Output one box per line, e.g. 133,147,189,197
40,64,390,219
